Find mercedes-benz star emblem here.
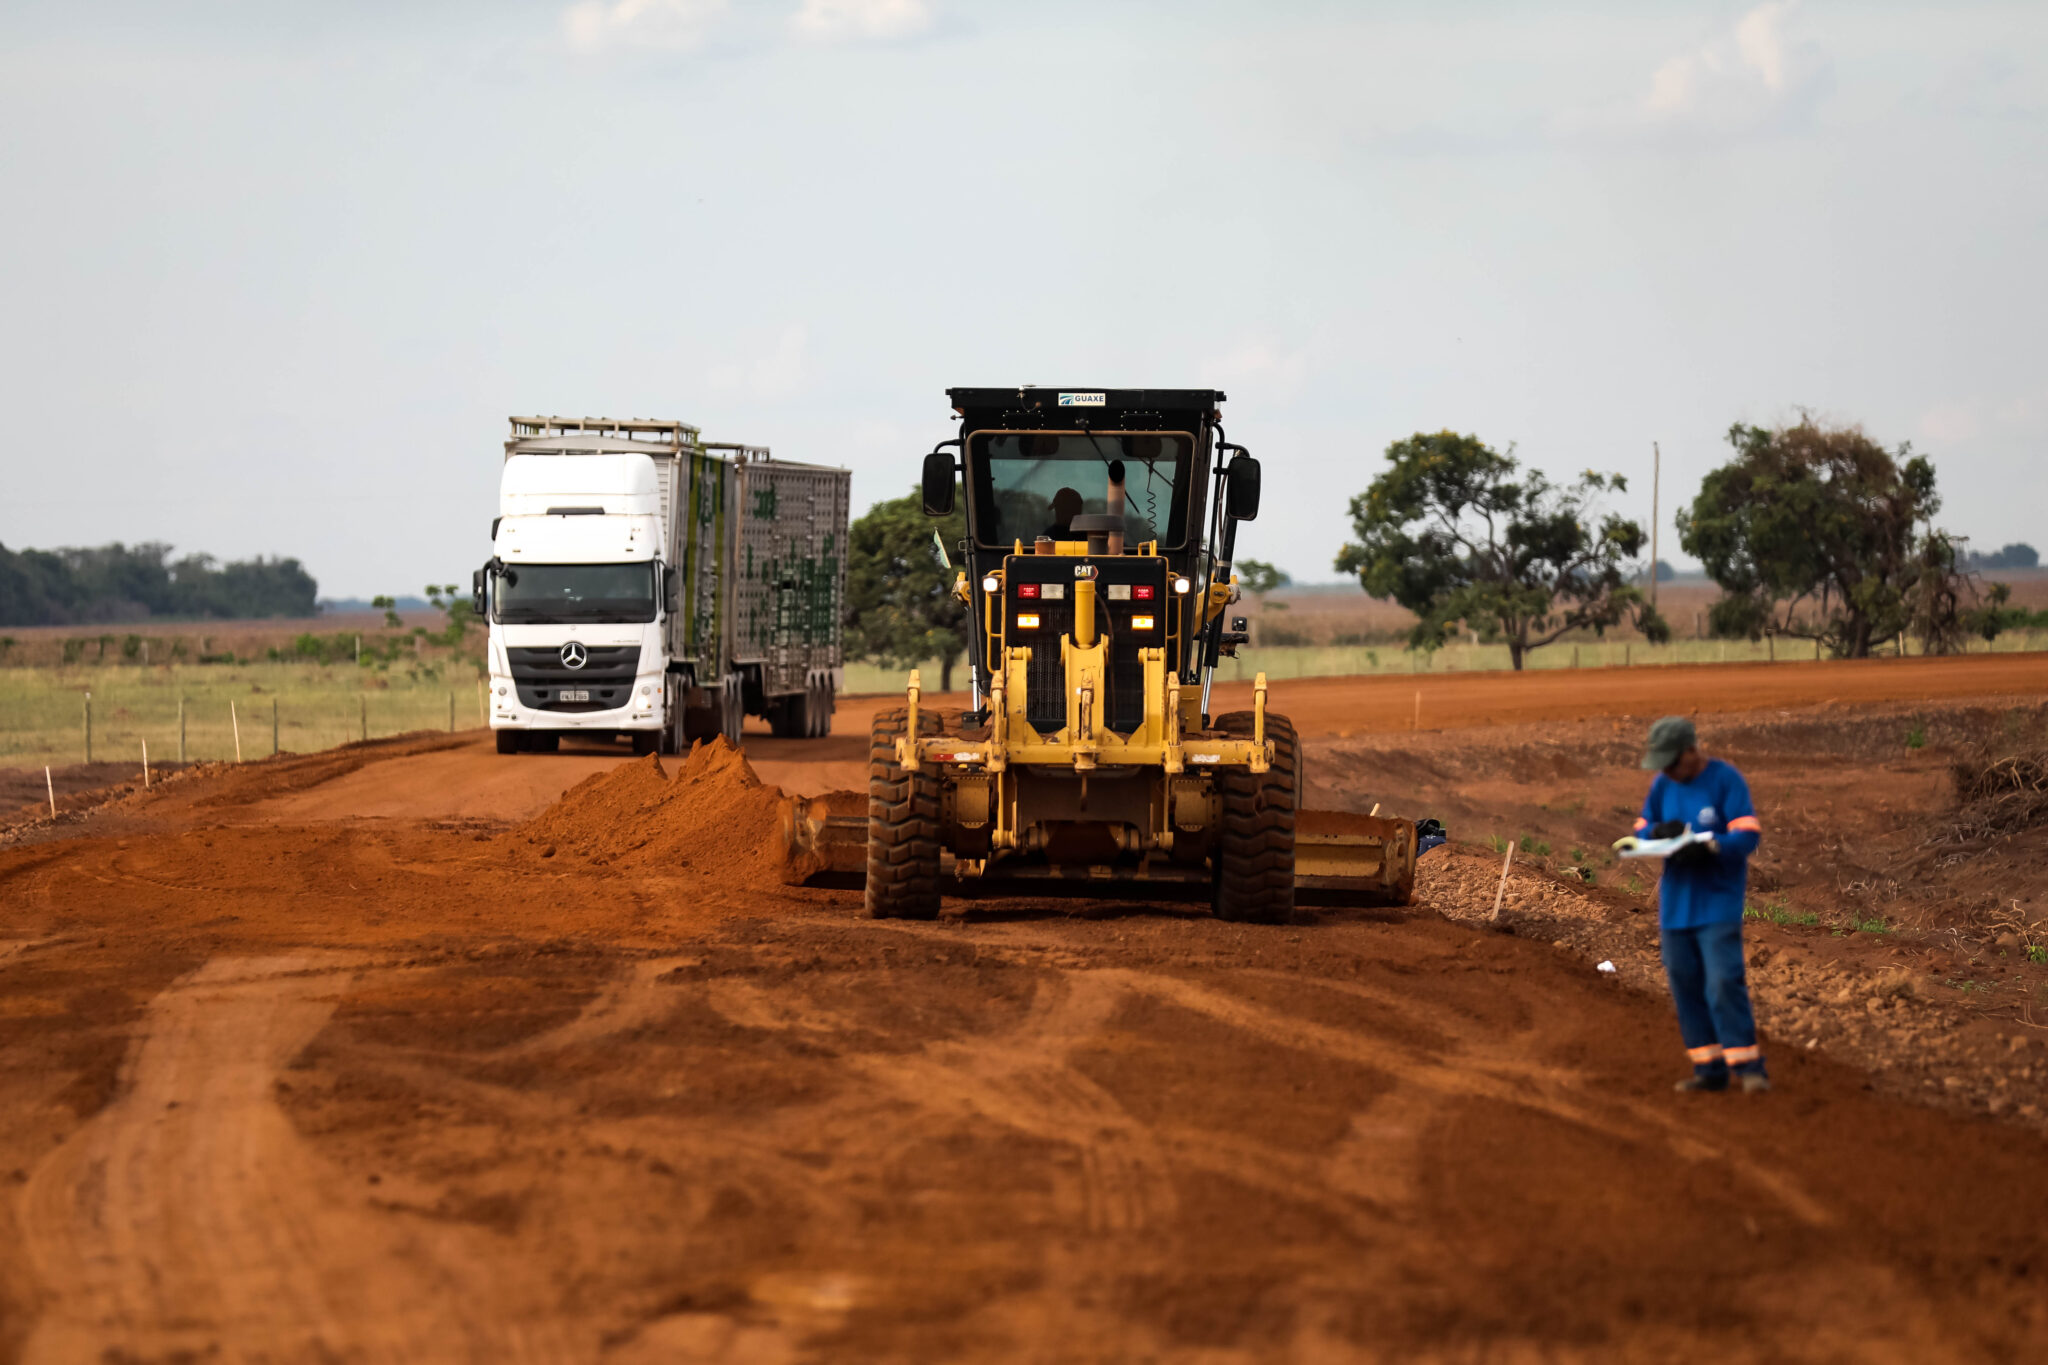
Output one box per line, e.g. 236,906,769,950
559,642,589,670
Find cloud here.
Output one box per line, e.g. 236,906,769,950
562,0,729,54
788,0,933,45
1641,1,1829,133
707,324,809,399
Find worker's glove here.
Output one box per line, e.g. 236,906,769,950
1649,820,1686,840
1667,838,1720,870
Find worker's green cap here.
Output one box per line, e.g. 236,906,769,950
1642,716,1697,770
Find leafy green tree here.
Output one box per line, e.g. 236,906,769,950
423,583,477,648
845,489,969,691
1679,418,1975,657
1335,431,1666,671
1236,559,1291,597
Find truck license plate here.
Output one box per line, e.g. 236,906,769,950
558,689,590,702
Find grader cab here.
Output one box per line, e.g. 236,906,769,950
857,387,1415,922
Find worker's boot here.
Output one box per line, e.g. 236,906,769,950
1674,1061,1730,1093
1735,1064,1771,1094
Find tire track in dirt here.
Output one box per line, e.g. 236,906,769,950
18,954,589,1363
1109,967,1837,1228
706,972,1180,1234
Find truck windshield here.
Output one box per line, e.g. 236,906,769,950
969,433,1193,550
494,562,658,624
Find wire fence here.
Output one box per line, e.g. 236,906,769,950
0,663,487,769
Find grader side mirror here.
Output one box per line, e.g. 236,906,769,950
921,451,956,517
471,568,487,616
1225,453,1262,521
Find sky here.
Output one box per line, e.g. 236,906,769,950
1,0,2042,596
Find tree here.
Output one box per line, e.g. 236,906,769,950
845,489,969,691
1335,431,1666,671
1236,559,1291,597
1679,418,1982,658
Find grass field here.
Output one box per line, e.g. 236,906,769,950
0,663,485,769
12,629,2046,770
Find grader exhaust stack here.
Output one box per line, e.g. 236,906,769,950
837,387,1415,921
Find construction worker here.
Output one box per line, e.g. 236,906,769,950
1634,716,1768,1094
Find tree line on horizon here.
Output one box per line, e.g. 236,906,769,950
840,416,2042,678
0,541,318,627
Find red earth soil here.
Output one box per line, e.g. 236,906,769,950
2,653,2046,1361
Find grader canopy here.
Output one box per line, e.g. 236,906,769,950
832,386,1415,921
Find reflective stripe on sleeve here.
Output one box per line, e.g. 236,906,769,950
1727,816,1762,833
1634,818,1650,832
1687,1044,1725,1063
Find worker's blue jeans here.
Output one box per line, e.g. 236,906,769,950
1660,920,1765,1078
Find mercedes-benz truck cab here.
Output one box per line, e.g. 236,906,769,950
487,450,674,754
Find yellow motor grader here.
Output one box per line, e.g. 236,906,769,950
852,386,1414,921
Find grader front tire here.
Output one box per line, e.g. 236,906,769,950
865,706,943,920
1211,711,1299,924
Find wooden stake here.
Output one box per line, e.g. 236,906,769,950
84,692,92,763
46,766,56,819
273,697,279,755
448,692,455,733
1490,841,1517,922
231,700,242,763
360,694,367,743
142,739,150,789
178,695,186,763
1412,690,1420,732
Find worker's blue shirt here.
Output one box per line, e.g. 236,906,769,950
1638,758,1761,930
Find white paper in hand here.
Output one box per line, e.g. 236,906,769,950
1611,829,1715,860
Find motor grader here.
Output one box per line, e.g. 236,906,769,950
853,386,1414,922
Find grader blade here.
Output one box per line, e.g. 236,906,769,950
1292,809,1417,906
783,790,868,881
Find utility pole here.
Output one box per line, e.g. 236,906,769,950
1650,442,1661,608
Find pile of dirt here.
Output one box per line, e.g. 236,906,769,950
511,738,820,885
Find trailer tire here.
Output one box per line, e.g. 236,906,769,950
802,675,827,736
720,674,746,749
866,706,943,920
495,730,521,755
1211,711,1298,924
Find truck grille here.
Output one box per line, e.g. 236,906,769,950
506,645,642,713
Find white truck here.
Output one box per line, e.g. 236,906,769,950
475,415,849,755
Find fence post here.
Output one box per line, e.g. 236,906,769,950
231,700,242,763
448,692,455,733
1625,644,1632,668
84,692,92,763
179,695,186,763
360,694,368,743
273,697,280,756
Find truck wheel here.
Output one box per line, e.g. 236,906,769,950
721,675,746,748
812,676,834,738
1210,711,1298,924
528,732,560,754
495,730,521,755
866,706,942,920
631,731,659,756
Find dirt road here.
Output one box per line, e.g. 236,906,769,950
1,653,2045,1361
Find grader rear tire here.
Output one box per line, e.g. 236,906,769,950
1211,711,1299,924
866,706,943,920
